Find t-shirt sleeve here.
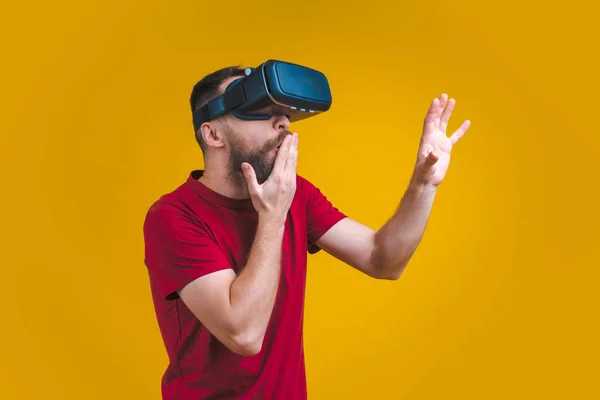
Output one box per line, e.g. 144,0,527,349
299,176,348,254
143,200,232,301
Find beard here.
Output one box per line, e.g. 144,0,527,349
227,129,291,185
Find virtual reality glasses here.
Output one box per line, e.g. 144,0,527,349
192,59,332,132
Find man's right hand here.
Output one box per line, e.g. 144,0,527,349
177,133,298,356
242,132,298,223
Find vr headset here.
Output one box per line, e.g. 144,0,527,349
192,59,332,132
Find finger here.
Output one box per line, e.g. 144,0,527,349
434,94,448,130
424,149,440,167
440,97,455,134
449,120,471,145
437,94,448,118
241,163,260,194
424,98,440,134
271,134,293,175
285,132,299,173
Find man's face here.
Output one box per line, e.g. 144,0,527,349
223,114,292,185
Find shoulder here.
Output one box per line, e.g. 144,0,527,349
143,183,202,236
143,197,187,240
295,174,321,195
296,174,311,186
295,174,334,204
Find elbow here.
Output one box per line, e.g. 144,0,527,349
233,342,262,357
369,247,405,281
369,260,407,281
373,270,403,281
381,270,404,280
228,330,265,356
218,313,267,356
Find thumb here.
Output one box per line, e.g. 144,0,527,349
241,163,259,194
424,150,439,168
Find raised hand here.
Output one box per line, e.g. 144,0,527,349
412,93,471,188
242,132,298,224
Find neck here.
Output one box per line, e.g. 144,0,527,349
199,163,251,200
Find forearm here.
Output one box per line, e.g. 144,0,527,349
371,182,437,279
229,215,285,348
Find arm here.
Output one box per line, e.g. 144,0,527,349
316,183,436,280
179,216,285,356
317,94,471,280
370,183,437,278
179,132,299,356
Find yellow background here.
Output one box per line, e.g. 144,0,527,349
2,0,598,399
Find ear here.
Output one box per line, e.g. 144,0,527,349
199,122,226,149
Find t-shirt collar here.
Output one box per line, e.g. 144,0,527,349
186,170,255,210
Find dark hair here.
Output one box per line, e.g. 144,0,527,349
189,65,247,152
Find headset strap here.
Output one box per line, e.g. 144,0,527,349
192,82,246,131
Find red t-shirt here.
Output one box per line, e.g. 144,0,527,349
143,170,347,399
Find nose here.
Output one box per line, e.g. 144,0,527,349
272,113,291,131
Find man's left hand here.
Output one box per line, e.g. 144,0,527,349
411,93,471,188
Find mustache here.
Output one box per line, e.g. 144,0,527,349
270,130,293,149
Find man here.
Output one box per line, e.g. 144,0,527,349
143,64,471,399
